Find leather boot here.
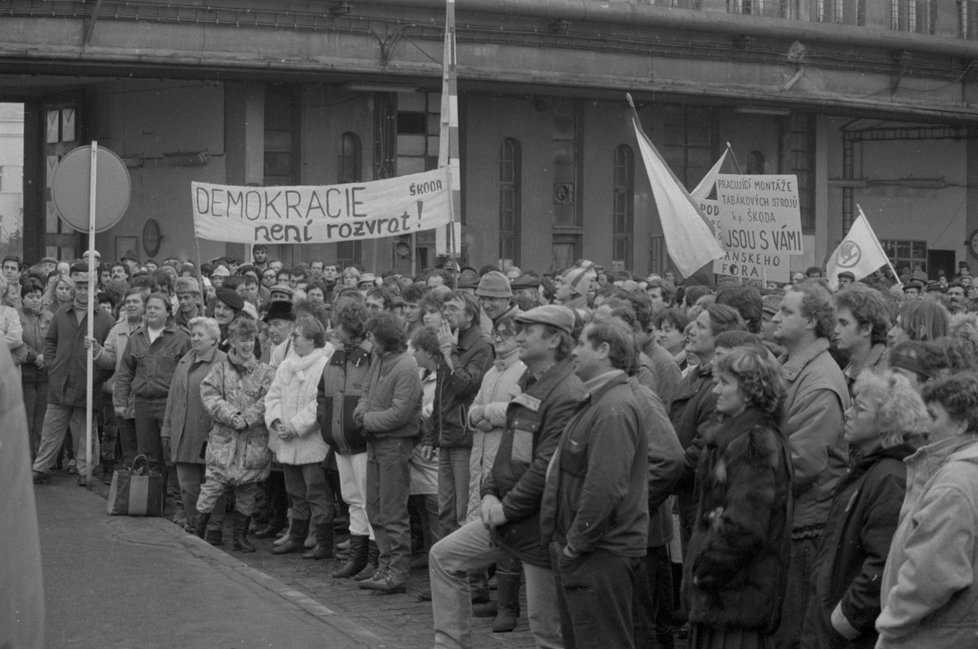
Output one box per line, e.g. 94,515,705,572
193,512,211,539
272,518,309,555
253,510,288,539
301,523,334,560
492,570,522,632
332,535,369,578
232,511,256,553
353,540,380,581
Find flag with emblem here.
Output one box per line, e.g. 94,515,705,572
435,0,461,261
826,206,899,290
628,95,724,278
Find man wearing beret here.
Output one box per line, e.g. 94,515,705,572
430,305,585,649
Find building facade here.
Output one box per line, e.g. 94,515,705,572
1,0,977,279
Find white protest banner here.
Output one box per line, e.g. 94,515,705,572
192,167,452,245
711,174,803,282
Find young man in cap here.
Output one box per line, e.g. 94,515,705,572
429,304,585,649
540,318,649,649
32,270,115,484
174,277,202,333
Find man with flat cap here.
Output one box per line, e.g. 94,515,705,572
429,304,586,649
511,274,542,312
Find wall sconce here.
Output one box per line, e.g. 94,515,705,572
163,151,209,167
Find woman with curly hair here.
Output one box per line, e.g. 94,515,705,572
876,372,978,648
683,345,793,649
887,300,950,347
801,370,928,648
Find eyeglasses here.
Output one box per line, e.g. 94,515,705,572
491,329,514,341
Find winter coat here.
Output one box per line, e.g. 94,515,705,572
670,361,719,530
264,345,334,465
801,444,913,649
782,337,850,533
629,377,684,548
161,345,226,464
200,352,275,484
424,324,494,448
0,304,22,351
354,348,422,440
683,408,793,632
94,318,141,416
13,307,52,383
0,343,43,649
482,358,586,568
317,341,372,456
45,303,115,407
541,371,649,557
467,349,526,441
113,322,192,407
642,336,682,411
876,434,978,649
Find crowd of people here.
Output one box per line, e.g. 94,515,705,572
9,243,978,649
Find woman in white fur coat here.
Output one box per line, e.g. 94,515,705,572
264,317,335,558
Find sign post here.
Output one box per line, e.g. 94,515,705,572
50,143,130,486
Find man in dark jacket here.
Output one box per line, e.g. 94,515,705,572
429,305,584,649
423,290,494,535
541,318,649,649
31,271,115,484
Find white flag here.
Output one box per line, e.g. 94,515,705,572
631,111,724,278
690,148,729,200
826,207,894,290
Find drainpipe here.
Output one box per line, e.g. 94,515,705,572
353,0,978,60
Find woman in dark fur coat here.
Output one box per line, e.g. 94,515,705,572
683,345,793,649
800,370,927,649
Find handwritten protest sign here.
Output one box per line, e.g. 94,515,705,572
191,168,452,244
706,174,803,282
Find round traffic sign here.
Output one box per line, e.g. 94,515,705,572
51,145,131,233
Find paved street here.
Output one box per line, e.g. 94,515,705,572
35,471,536,649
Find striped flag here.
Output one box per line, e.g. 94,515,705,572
436,0,461,260
628,95,725,278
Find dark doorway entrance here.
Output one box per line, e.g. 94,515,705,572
928,249,955,282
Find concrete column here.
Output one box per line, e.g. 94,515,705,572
224,81,265,262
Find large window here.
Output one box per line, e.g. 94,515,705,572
728,0,785,18
336,132,362,267
787,114,816,233
813,0,864,24
962,0,978,38
659,105,715,190
881,239,927,275
498,138,521,265
891,0,936,33
613,145,635,271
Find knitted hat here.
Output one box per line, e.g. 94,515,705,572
562,264,596,297
174,277,201,295
476,271,512,299
211,265,231,278
215,287,244,312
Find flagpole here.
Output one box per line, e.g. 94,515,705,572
438,0,461,271
726,142,744,174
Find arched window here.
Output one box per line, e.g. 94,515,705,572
613,144,635,271
337,132,362,265
499,138,522,264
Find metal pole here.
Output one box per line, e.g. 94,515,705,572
85,141,98,487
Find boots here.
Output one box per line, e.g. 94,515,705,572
332,535,369,578
232,511,256,553
253,510,288,539
301,523,334,560
492,570,522,633
272,518,309,555
353,540,380,581
193,512,211,539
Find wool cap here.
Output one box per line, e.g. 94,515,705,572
215,287,244,312
476,271,512,299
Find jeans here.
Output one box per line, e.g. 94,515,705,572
633,545,675,649
430,518,563,649
367,437,413,582
775,534,820,649
21,382,48,459
32,403,100,475
438,446,471,536
282,463,332,525
134,398,167,473
335,452,372,537
552,544,642,649
175,462,225,530
466,430,501,522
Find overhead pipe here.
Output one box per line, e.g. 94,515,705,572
351,0,978,61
